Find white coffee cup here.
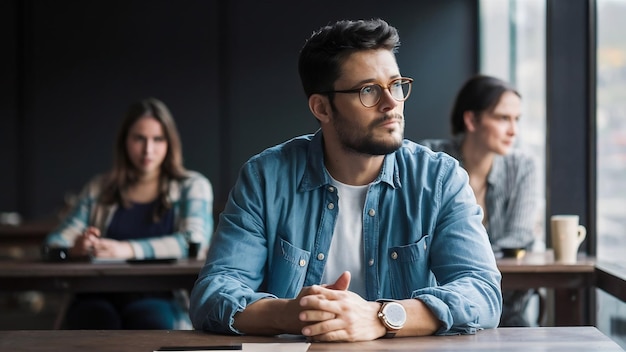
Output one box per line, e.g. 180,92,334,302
550,215,586,264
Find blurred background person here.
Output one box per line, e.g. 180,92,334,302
44,97,214,329
420,75,539,327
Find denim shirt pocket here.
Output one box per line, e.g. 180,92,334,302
267,237,311,298
388,234,433,298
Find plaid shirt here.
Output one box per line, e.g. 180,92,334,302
45,170,213,330
419,137,539,250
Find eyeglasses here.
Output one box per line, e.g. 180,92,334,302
319,77,413,108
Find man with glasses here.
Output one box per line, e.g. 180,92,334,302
190,18,501,342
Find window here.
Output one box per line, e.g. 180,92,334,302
596,0,626,348
597,0,626,265
480,0,547,328
479,0,547,251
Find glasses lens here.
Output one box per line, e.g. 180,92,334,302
359,85,382,107
358,79,413,107
390,79,411,101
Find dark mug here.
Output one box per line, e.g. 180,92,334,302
500,247,527,259
188,242,201,259
41,245,70,262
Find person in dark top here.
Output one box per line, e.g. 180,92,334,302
45,98,213,329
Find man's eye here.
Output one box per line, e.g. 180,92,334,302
361,85,375,95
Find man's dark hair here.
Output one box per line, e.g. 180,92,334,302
298,18,400,99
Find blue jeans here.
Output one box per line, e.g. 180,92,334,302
64,293,177,329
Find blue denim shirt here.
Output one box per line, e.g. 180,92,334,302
190,131,502,335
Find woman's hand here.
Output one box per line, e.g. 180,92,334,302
92,238,135,259
70,226,134,259
69,226,101,257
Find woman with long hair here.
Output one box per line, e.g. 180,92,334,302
45,97,213,329
421,75,539,327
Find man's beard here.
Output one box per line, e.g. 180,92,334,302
333,112,404,155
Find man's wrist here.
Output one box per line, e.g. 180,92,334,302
234,297,295,335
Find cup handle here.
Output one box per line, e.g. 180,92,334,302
577,225,587,244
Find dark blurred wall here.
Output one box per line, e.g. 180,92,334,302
0,0,478,220
0,0,19,218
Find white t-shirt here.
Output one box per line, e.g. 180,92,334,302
321,177,367,297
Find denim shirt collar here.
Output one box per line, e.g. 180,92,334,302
299,130,400,192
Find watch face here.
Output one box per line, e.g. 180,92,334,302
383,302,407,329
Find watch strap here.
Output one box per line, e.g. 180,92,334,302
383,331,397,338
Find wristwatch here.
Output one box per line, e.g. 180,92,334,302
376,300,407,338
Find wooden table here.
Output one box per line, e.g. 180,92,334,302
0,259,205,329
0,221,56,246
0,253,599,327
0,327,622,351
2,252,595,291
0,258,204,292
0,221,57,260
497,251,596,326
595,260,626,303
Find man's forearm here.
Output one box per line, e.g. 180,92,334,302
233,298,301,335
395,298,441,337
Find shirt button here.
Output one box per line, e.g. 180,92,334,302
368,258,374,266
424,243,427,250
317,253,325,261
328,186,335,192
368,209,376,216
391,252,398,260
299,259,306,267
327,203,335,210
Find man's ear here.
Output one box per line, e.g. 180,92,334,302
463,111,478,132
309,94,332,124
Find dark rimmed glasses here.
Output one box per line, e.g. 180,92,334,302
319,77,414,108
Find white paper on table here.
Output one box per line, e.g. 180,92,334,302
242,343,310,351
153,342,310,352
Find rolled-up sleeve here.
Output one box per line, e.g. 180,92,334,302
415,159,502,334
